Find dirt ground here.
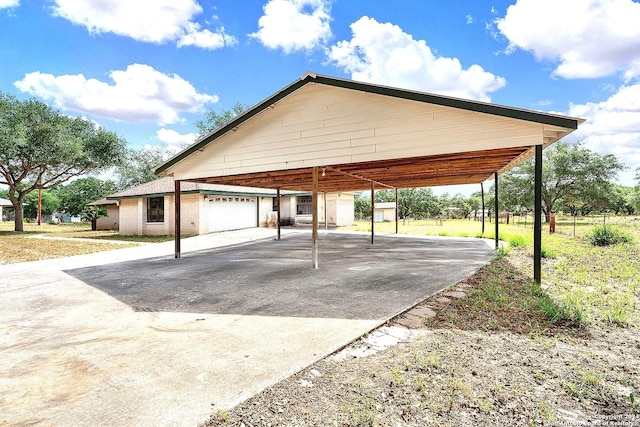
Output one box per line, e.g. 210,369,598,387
204,250,640,427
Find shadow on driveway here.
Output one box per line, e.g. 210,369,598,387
65,232,495,320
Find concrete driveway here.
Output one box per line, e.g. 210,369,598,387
0,229,495,426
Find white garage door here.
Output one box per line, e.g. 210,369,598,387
208,196,257,232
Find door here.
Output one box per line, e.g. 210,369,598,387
208,196,257,232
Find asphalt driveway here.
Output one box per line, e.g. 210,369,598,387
0,229,495,426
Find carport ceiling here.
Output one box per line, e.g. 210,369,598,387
157,73,583,191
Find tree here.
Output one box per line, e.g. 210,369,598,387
499,141,624,221
53,177,118,216
374,188,442,219
0,93,126,231
115,145,167,190
23,190,59,219
195,102,248,137
629,167,640,214
354,193,371,220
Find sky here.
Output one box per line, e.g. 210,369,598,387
1,0,639,193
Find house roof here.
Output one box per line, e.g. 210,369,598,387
87,198,116,206
155,72,583,192
375,202,397,209
0,197,13,207
105,177,298,201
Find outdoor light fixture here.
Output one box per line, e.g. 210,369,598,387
321,168,326,177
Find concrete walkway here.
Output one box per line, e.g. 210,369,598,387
0,229,495,426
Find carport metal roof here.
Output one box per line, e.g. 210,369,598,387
156,72,582,192
156,72,583,284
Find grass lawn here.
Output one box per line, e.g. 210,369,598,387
341,216,640,326
0,221,174,264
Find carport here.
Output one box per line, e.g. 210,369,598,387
156,72,583,284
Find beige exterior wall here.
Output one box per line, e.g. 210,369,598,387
279,196,296,223
258,196,276,226
374,208,396,222
168,84,550,182
331,193,355,226
115,192,354,235
165,194,201,236
95,205,119,230
118,194,201,236
291,192,353,226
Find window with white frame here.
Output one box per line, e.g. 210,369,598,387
297,196,312,215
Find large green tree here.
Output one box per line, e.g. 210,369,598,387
499,141,624,221
0,93,126,231
194,102,248,137
53,177,118,216
115,145,166,190
375,188,443,219
23,190,60,219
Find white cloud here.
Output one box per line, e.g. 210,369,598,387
178,23,237,49
249,0,332,53
328,16,506,102
466,15,473,25
0,0,19,8
14,63,218,125
567,84,640,185
496,0,640,80
50,0,236,49
157,128,199,152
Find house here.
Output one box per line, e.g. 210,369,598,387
93,177,354,235
87,198,119,230
0,197,12,221
374,202,397,222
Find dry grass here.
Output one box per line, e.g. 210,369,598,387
0,221,139,264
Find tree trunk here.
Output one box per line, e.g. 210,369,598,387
14,200,24,232
544,201,553,223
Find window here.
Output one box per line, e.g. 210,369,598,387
297,196,312,215
147,197,164,222
272,197,278,212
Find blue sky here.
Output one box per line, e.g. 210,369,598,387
2,0,639,190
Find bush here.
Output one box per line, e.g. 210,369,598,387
587,225,633,246
507,235,527,248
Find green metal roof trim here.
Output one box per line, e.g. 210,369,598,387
156,72,582,175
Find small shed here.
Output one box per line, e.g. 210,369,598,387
374,202,397,222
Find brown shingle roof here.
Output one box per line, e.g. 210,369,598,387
106,177,297,200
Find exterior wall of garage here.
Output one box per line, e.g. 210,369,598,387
118,194,201,236
95,205,119,230
112,191,354,235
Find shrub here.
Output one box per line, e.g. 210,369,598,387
587,225,633,246
541,245,556,259
507,235,527,248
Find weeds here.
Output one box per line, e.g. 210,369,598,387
588,225,633,246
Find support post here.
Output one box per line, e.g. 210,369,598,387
395,188,399,234
312,167,319,269
276,188,281,241
324,192,328,231
175,179,181,259
534,144,543,285
370,182,375,244
494,172,499,250
481,182,485,235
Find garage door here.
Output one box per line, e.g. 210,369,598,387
208,196,257,232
